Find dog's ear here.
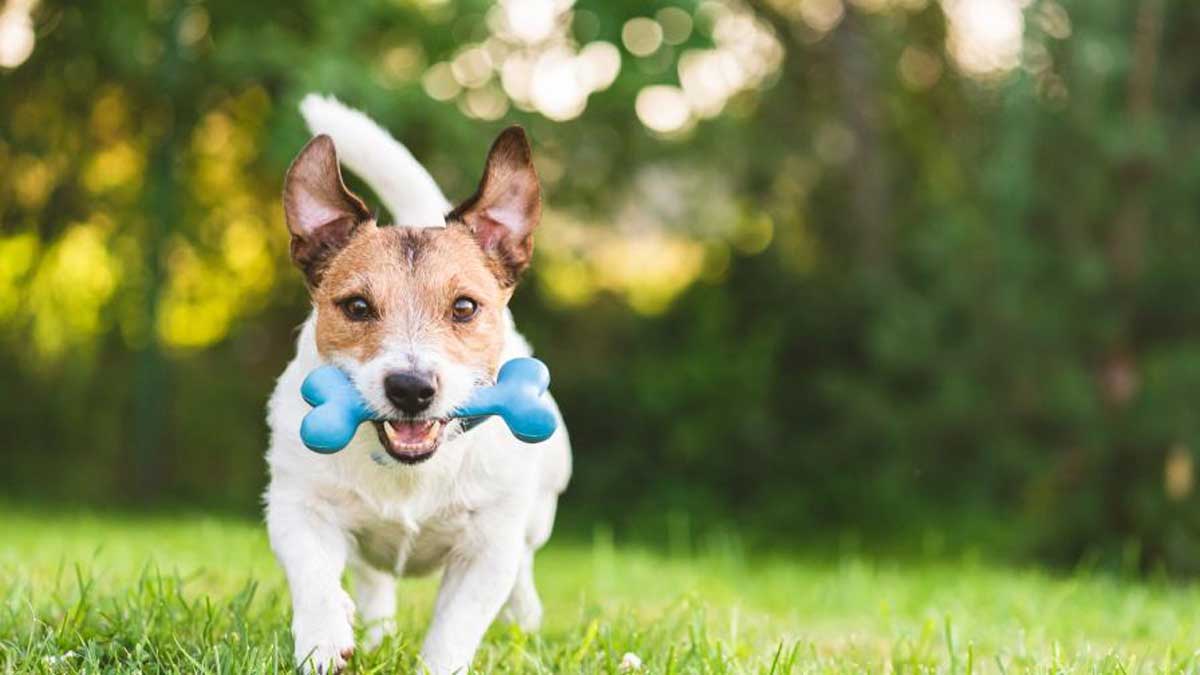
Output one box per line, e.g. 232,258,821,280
283,134,372,286
448,126,541,286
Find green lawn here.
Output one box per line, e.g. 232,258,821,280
1,507,1197,673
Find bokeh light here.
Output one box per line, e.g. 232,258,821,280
622,17,664,57
498,0,565,44
898,45,943,90
636,85,692,134
0,0,37,69
424,0,624,122
656,7,694,45
530,46,588,121
798,0,845,34
941,0,1028,77
422,62,462,101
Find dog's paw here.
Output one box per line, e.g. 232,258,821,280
294,626,355,674
293,590,357,673
296,645,355,675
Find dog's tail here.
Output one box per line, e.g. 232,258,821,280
299,93,450,227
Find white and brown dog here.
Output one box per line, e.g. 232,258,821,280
264,95,571,674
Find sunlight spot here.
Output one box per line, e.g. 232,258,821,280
734,213,774,254
0,0,37,69
83,142,145,194
712,12,754,46
941,0,1027,78
451,46,493,88
1035,0,1070,40
622,17,663,57
636,85,692,134
500,52,534,104
595,233,706,314
159,241,234,348
537,257,596,308
537,199,718,315
221,217,273,293
576,41,620,92
195,111,233,156
0,232,38,319
695,1,729,37
679,49,734,118
673,7,782,123
657,7,693,46
701,242,731,282
90,88,129,141
422,62,462,101
799,0,845,34
531,47,587,121
461,82,510,120
1166,444,1194,502
176,5,209,47
380,45,425,84
28,220,119,357
13,155,55,209
898,45,943,91
424,0,621,122
500,0,564,45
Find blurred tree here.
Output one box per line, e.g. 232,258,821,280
1,0,1199,572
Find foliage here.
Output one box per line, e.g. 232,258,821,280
1,0,1200,571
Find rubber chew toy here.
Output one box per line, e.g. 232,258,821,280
299,366,376,453
454,358,557,442
299,357,557,453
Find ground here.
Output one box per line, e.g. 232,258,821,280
1,507,1197,674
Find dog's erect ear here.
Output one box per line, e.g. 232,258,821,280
448,126,541,286
283,134,372,286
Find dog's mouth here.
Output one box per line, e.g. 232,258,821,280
372,418,445,464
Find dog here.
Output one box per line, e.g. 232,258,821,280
264,95,571,674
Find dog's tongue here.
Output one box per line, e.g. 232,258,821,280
387,419,437,444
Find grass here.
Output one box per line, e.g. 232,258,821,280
1,507,1199,674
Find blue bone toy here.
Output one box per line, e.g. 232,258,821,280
300,357,557,453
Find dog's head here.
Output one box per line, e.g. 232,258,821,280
282,127,540,464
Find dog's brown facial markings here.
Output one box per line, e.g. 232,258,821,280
282,126,541,432
311,223,511,369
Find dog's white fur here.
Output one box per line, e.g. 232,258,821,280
299,95,450,226
265,95,571,674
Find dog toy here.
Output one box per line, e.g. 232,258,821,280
300,357,557,453
299,365,377,453
454,358,557,443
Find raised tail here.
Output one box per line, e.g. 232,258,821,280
299,93,450,227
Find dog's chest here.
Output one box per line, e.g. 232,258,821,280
350,505,472,576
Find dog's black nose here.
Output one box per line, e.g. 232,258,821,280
384,372,437,415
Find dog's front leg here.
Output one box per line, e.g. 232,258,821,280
419,516,524,675
267,495,356,673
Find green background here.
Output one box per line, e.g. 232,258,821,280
2,0,1199,572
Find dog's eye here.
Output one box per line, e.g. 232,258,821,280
339,296,375,322
451,296,478,323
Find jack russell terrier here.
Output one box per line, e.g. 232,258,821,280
264,94,571,674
